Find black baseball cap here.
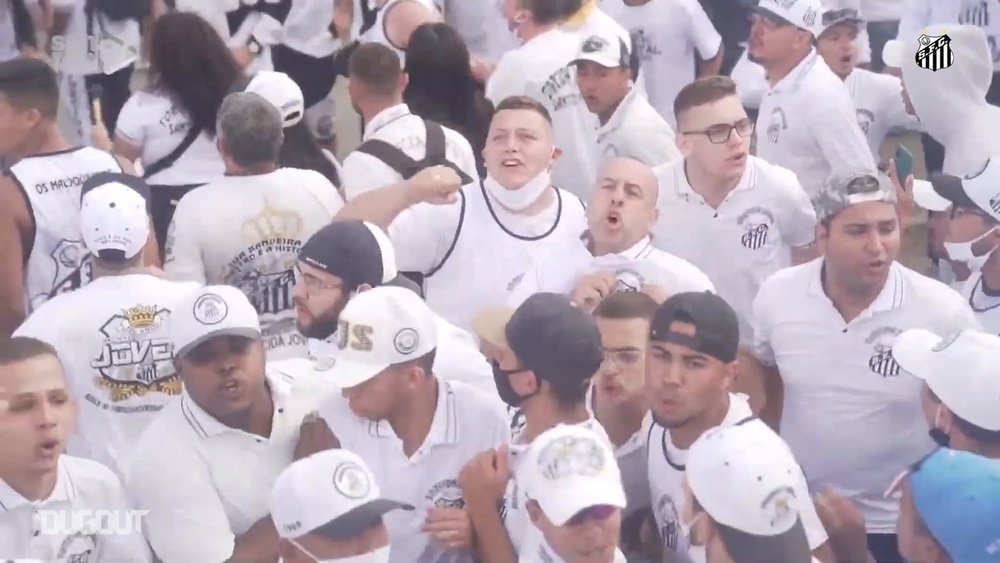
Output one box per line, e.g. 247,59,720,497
298,221,399,288
473,293,604,387
929,172,982,212
650,292,740,363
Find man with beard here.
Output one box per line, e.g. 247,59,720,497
642,291,830,563
283,220,493,394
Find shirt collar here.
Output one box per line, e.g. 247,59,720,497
180,372,292,440
598,86,641,136
368,379,459,447
769,49,819,95
0,457,76,512
675,159,756,201
618,235,652,259
808,259,906,317
362,104,412,141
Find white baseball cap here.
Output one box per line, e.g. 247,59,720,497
571,32,631,69
754,0,824,36
170,285,262,359
80,174,149,261
517,424,626,526
817,7,863,38
892,329,1000,431
686,419,812,560
245,70,305,128
912,178,952,212
323,286,437,388
925,158,1000,221
270,449,413,540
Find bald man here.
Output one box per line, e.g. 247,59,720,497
508,157,714,310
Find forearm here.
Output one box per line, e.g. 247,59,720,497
466,499,517,563
334,180,417,230
228,516,280,563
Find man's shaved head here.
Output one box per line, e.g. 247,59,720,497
600,157,659,206
588,157,661,255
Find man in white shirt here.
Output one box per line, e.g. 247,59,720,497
750,0,876,201
510,156,714,309
465,292,608,561
573,32,680,170
316,286,509,562
0,336,151,562
747,172,979,563
517,423,629,563
601,0,724,128
13,174,196,481
342,41,478,200
127,285,325,562
336,96,588,332
439,0,517,67
653,76,817,350
642,291,829,562
816,8,919,161
487,0,599,200
270,449,413,562
165,91,344,360
683,418,821,563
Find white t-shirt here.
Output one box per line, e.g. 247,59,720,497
115,90,226,186
341,104,480,201
844,68,921,161
595,86,680,173
164,168,344,360
752,259,980,532
647,394,828,562
0,455,151,562
959,270,1000,335
281,0,339,58
439,0,517,63
360,0,439,65
319,380,509,563
601,0,722,128
652,156,817,346
51,0,140,75
755,50,876,200
13,274,199,482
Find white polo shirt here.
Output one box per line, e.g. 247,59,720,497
507,235,714,308
601,0,722,128
13,274,200,483
126,371,321,562
528,539,627,563
341,104,480,201
319,379,508,563
959,271,1000,335
752,259,979,532
647,393,828,562
652,156,817,345
595,86,680,171
844,68,921,161
755,50,876,200
0,455,151,562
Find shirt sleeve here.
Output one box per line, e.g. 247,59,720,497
114,93,147,145
751,283,778,366
163,196,207,284
623,122,681,168
897,0,932,43
485,53,525,105
880,75,922,131
681,0,723,59
775,171,818,248
341,152,399,201
93,468,153,562
389,198,463,274
809,88,877,187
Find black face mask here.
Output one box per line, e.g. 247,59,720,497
928,427,951,448
491,360,532,407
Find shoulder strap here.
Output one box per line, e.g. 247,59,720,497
355,139,425,180
423,120,447,164
142,125,202,179
426,188,467,277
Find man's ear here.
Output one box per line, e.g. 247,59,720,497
511,370,539,396
356,283,372,294
816,221,830,255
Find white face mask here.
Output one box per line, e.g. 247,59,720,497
287,543,391,563
943,227,1000,271
483,169,551,212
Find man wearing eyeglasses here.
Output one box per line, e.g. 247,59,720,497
651,75,817,359
750,0,876,203
572,30,680,168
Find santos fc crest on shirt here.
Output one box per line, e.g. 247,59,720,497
915,33,954,71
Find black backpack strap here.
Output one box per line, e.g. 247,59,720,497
355,139,425,180
423,121,447,164
142,125,202,179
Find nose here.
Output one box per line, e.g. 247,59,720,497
34,400,58,428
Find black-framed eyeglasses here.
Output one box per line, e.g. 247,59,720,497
681,118,754,144
294,264,343,293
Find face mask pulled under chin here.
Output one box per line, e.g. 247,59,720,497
483,161,553,212
943,227,1000,271
284,544,391,563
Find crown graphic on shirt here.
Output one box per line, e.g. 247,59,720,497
241,205,304,242
125,304,158,330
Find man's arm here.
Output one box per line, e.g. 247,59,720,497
334,165,460,230
384,0,439,50
686,0,724,77
460,448,518,563
229,516,280,563
162,197,207,283
812,91,877,186
0,176,31,336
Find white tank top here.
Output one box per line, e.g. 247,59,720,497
424,183,588,331
10,147,122,313
360,0,438,65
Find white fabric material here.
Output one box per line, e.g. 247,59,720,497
51,2,140,75
116,90,225,186
752,259,980,532
595,85,680,171
342,104,480,200
10,147,123,314
898,0,1000,71
523,539,626,563
13,275,198,481
844,68,921,160
861,0,903,22
439,0,517,63
755,49,877,200
652,156,817,346
281,0,340,57
957,271,1000,335
79,181,148,258
0,456,151,561
360,0,439,65
731,49,769,110
164,168,344,360
169,285,262,357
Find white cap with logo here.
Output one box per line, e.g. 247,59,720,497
80,180,149,261
270,449,413,540
323,286,438,388
893,329,1000,431
517,424,626,526
755,0,824,37
245,70,306,128
170,285,262,358
571,32,631,69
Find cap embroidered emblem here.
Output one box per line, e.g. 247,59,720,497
538,435,606,481
192,293,228,326
333,461,371,500
582,35,609,53
394,328,420,355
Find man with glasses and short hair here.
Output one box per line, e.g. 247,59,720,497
652,76,817,364
749,0,875,202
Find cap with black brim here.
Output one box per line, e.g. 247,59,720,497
716,518,812,563
753,6,795,27
929,173,981,211
175,328,261,360
308,498,414,541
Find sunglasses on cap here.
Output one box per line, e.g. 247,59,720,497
822,8,860,26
